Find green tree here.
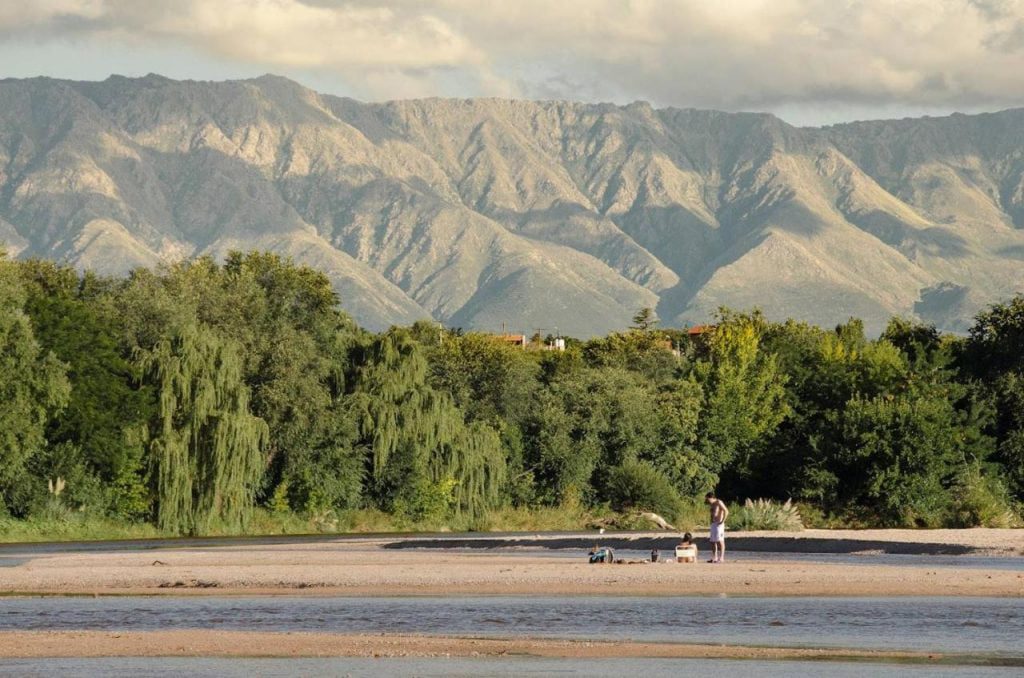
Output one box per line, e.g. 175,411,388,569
138,323,269,534
693,311,789,485
582,330,681,383
816,391,963,526
350,329,506,519
0,254,70,515
992,374,1024,500
18,260,153,517
219,252,362,512
428,331,539,427
117,253,364,514
521,386,577,503
5,246,1023,533
523,367,705,504
427,331,541,505
630,307,658,331
962,295,1024,378
962,296,1024,501
881,317,943,368
653,378,709,495
756,319,909,501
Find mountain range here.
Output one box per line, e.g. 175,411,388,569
2,74,1023,335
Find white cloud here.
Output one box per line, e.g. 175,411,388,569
0,0,103,28
2,0,1024,112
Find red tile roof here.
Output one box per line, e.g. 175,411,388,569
687,324,715,336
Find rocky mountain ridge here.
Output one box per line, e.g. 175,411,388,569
2,74,1023,334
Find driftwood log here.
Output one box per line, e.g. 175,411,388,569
638,511,676,530
587,511,677,531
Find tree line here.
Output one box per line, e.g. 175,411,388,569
1,250,1021,534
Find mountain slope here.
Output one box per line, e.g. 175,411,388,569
1,74,1023,334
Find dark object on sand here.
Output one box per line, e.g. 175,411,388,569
588,546,615,563
651,549,659,562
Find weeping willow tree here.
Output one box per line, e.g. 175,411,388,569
351,329,505,518
138,323,268,534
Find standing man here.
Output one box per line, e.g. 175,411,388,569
705,491,729,563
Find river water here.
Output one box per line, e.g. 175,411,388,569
1,657,1022,678
3,536,1021,675
2,595,1021,655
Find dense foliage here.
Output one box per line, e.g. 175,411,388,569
1,251,1021,534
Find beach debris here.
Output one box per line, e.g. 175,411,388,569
158,579,219,588
151,560,167,566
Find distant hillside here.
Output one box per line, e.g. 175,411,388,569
2,74,1023,334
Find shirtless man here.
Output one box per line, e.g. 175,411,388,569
705,491,729,563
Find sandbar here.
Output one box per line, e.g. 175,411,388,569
1,629,1017,666
0,529,1020,598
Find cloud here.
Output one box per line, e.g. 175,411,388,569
3,0,1024,112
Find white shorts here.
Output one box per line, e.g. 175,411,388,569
709,522,725,542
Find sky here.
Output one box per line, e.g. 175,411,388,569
2,0,1024,126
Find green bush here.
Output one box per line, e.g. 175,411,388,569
392,476,458,523
790,501,863,528
670,497,709,531
604,460,682,516
948,467,1020,528
728,498,804,531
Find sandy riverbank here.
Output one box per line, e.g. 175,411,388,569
1,529,1021,597
0,630,1011,665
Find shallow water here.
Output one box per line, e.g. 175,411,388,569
3,596,1022,655
0,657,1020,678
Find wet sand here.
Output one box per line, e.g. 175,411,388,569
1,529,1021,597
0,629,1006,664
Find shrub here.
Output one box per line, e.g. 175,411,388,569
604,460,681,516
468,486,600,532
948,467,1020,528
793,501,828,528
39,476,73,522
269,482,291,514
0,513,164,542
728,498,804,531
672,497,708,531
392,476,458,522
